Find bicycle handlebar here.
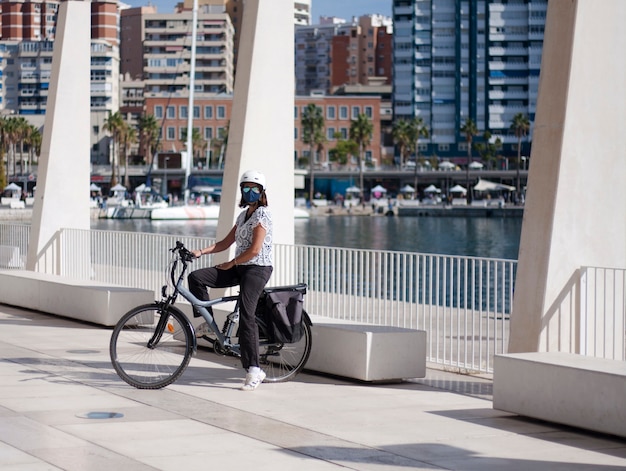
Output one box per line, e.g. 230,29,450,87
171,241,196,263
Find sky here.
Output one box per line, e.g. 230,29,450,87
122,0,392,22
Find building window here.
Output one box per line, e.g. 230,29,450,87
204,106,213,119
340,128,348,139
217,106,226,119
166,106,176,119
204,127,213,140
294,106,298,118
180,106,188,119
351,106,360,119
327,106,336,120
327,127,335,140
217,126,226,138
166,126,175,140
364,106,373,118
294,127,298,139
154,105,163,118
339,106,348,119
194,106,200,119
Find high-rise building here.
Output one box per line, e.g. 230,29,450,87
392,0,546,160
295,15,392,96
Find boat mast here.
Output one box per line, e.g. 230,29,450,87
183,0,198,203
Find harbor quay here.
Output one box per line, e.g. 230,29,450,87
0,204,525,221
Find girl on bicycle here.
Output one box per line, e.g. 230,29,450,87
189,170,273,391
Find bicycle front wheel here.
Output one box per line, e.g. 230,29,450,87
110,304,194,389
260,311,312,383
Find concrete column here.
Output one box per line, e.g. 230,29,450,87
509,0,626,353
26,1,91,275
216,0,295,253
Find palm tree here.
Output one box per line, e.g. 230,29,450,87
0,154,5,191
138,114,160,166
104,111,125,187
13,117,30,175
120,122,137,189
510,113,530,196
349,113,374,200
460,118,479,203
3,117,19,177
0,118,9,188
408,117,430,191
24,124,41,173
391,119,411,167
301,103,325,200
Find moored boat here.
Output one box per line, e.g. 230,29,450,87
151,204,309,220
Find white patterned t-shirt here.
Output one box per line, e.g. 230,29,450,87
235,206,273,266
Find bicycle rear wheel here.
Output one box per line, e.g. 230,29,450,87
260,311,312,383
110,304,194,389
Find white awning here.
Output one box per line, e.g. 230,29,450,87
474,179,515,192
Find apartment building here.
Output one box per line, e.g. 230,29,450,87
119,7,235,97
167,0,310,70
144,94,382,169
392,0,545,159
295,15,393,96
0,0,120,164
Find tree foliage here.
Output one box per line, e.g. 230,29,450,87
349,113,373,198
510,112,530,194
301,103,325,198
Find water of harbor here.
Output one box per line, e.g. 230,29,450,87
92,215,522,260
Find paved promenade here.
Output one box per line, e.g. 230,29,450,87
1,304,625,470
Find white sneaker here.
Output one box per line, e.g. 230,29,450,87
241,369,266,391
195,322,211,338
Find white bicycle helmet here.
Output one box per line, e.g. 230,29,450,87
239,170,266,189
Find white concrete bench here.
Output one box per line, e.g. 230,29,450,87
0,269,154,326
306,317,427,382
0,245,23,268
196,311,427,382
493,352,626,438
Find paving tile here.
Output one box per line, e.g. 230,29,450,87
1,305,625,471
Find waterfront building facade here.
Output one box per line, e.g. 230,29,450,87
143,93,382,171
392,0,546,160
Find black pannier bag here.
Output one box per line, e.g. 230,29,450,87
258,284,306,344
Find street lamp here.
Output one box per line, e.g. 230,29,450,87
162,157,170,198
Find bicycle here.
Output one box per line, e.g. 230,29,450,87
109,241,312,389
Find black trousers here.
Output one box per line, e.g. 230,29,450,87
188,264,273,370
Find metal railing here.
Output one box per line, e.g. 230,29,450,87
1,222,624,373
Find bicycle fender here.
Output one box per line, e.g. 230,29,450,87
165,304,198,353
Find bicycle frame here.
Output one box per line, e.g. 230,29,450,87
177,283,239,351
163,242,243,355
